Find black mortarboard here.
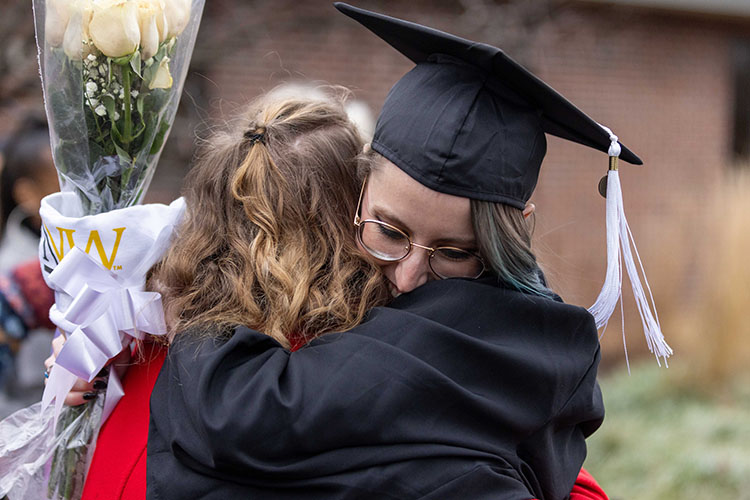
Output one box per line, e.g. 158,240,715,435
335,2,642,209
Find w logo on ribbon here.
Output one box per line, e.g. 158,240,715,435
41,225,126,273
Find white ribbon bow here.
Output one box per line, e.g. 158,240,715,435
42,247,167,424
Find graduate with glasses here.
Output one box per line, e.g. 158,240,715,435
145,3,664,499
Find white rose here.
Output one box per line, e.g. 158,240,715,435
45,0,72,47
89,0,141,58
148,0,170,43
137,1,162,59
163,0,191,38
149,56,172,89
62,0,94,60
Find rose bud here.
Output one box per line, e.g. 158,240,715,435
89,0,141,58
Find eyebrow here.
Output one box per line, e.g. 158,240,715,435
371,205,478,248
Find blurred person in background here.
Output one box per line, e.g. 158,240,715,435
0,116,59,272
0,116,58,416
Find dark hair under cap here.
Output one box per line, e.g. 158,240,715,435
335,2,642,209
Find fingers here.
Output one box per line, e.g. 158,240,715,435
44,353,56,378
63,368,109,406
45,330,115,406
51,333,66,357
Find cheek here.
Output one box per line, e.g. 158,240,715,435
380,262,396,283
355,235,395,278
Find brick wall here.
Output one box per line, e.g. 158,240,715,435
150,0,750,365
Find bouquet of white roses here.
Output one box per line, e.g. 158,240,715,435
39,0,203,214
0,2,203,499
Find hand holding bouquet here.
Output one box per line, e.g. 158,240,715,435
0,2,203,499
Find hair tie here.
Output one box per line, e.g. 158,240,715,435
244,127,266,145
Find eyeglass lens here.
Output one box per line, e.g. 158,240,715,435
358,220,483,279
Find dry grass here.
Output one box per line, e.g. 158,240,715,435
584,170,750,499
660,169,750,392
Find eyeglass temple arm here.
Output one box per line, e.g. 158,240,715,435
354,177,367,225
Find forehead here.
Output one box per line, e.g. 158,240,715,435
366,159,475,244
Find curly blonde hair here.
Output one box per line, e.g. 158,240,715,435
149,88,389,347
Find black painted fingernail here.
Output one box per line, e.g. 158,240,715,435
83,392,97,401
93,380,107,391
96,367,109,378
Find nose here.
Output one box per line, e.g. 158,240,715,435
392,249,433,293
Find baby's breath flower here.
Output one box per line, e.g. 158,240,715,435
94,105,107,117
88,98,99,108
113,111,121,121
85,81,98,96
131,90,139,98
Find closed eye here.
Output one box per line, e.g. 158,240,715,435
435,248,473,261
377,223,407,241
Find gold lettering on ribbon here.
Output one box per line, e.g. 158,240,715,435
44,225,76,262
84,227,126,270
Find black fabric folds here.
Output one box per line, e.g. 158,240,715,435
147,278,603,500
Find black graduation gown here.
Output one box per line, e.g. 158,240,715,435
147,278,604,500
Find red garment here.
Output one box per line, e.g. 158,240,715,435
570,468,609,500
81,344,166,500
528,468,608,500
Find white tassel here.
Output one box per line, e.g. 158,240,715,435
588,128,673,366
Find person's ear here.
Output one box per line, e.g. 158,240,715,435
522,202,535,219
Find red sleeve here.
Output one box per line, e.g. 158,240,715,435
570,468,609,500
82,343,167,500
527,468,608,500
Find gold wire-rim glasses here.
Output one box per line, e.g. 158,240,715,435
353,177,486,280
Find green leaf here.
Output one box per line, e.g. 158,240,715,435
155,41,168,62
110,120,124,146
149,119,171,155
101,94,116,116
129,50,142,78
112,52,135,66
142,60,157,86
113,142,131,166
136,92,146,117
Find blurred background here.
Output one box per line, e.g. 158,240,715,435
1,0,749,497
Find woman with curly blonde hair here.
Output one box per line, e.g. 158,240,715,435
71,86,390,499
150,88,389,347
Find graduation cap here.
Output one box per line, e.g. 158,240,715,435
336,2,672,364
335,1,642,209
